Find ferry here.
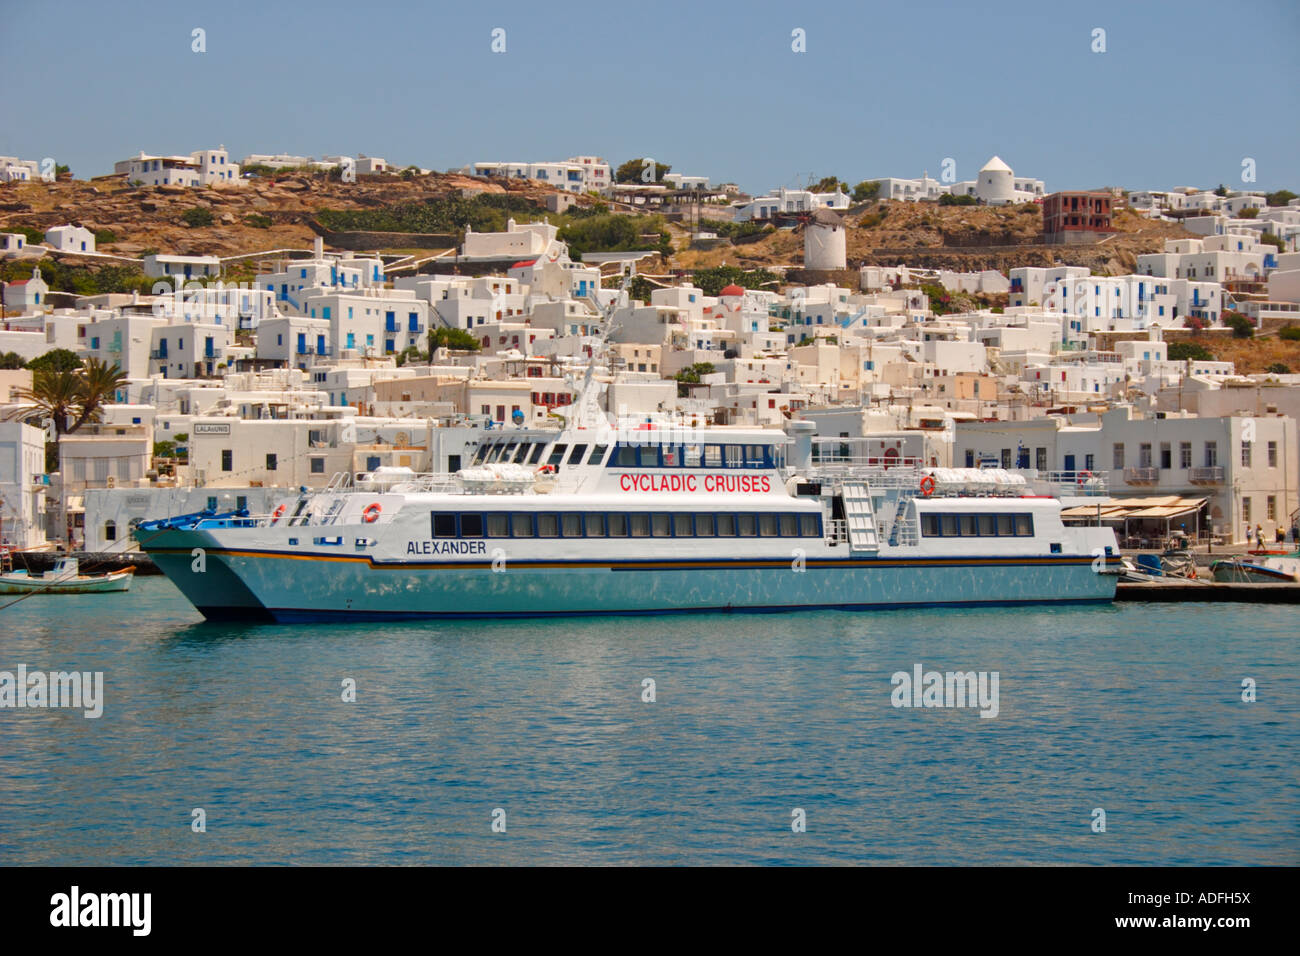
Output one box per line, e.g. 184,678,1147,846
135,415,1120,622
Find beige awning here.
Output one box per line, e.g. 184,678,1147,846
1061,496,1206,520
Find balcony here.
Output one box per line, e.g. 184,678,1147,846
1188,466,1225,485
1124,467,1159,485
149,350,167,360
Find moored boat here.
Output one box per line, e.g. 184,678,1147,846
0,557,135,595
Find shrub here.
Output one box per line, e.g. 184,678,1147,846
1265,363,1291,374
1265,189,1297,207
94,228,117,244
243,214,273,229
1237,207,1259,219
181,207,214,227
1224,312,1255,338
1168,342,1214,362
939,193,977,206
1278,325,1300,341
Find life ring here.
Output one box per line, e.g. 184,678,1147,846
536,464,555,475
1077,469,1092,486
362,503,382,523
271,504,286,524
919,475,936,497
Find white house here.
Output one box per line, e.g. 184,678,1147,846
0,422,48,549
4,267,49,310
45,225,95,254
143,254,222,279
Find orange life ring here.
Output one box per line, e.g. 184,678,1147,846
362,503,382,523
1077,469,1092,486
271,504,287,524
919,475,936,497
536,464,555,475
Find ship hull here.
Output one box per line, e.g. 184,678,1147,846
144,533,1116,623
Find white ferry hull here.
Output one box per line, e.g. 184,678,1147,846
144,529,1115,622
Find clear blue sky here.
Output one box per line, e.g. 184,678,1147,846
2,0,1297,194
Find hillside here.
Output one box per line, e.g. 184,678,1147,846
0,171,583,259
672,202,1197,275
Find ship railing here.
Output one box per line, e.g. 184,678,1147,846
824,518,848,546
808,465,924,489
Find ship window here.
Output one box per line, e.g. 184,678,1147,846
547,444,568,466
717,513,736,536
672,513,694,536
738,514,757,537
758,514,778,537
432,513,457,537
704,445,723,467
528,444,546,465
608,513,628,537
561,513,583,537
568,444,588,465
779,514,798,537
941,515,961,537
498,442,516,463
486,513,509,537
921,514,940,536
684,444,702,467
616,445,637,466
661,446,679,467
799,514,820,537
978,515,997,536
996,514,1014,536
587,513,606,537
960,515,979,537
459,514,484,537
1015,514,1034,536
638,446,659,467
473,444,489,464
510,513,534,537
537,513,559,538
747,445,769,467
651,513,671,537
629,513,650,537
1050,542,1062,554
695,514,716,536
590,445,609,465
512,443,531,464
724,445,744,468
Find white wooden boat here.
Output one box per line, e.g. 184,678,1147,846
0,557,134,594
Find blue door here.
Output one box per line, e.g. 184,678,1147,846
1064,454,1076,472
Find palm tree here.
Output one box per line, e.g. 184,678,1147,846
17,366,81,436
68,357,128,433
17,357,128,436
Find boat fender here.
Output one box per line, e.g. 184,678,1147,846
362,503,382,523
919,475,936,497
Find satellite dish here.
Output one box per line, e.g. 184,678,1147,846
511,409,525,425
394,431,410,446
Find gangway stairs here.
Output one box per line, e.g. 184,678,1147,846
842,481,880,553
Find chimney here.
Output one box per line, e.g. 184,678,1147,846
314,237,324,259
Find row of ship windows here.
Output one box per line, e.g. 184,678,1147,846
472,441,777,470
919,514,1035,538
432,511,823,539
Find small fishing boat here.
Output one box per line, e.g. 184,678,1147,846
1209,557,1299,583
0,557,134,594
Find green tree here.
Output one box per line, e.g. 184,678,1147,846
1214,184,1229,197
1238,207,1259,219
428,326,482,352
26,348,83,373
94,228,118,244
1277,325,1300,341
1265,189,1297,207
0,351,26,369
1260,232,1287,252
615,158,671,183
691,266,780,297
939,193,977,206
17,367,81,436
810,176,847,194
1168,342,1215,362
1265,363,1291,374
852,180,882,202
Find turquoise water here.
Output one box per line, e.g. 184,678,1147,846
1,576,1296,865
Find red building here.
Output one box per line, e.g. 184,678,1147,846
1042,191,1112,244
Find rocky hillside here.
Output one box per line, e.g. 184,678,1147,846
673,202,1197,275
0,171,581,259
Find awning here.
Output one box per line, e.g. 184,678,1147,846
1060,496,1207,521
